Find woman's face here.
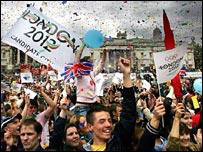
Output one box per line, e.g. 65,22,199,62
181,112,193,129
66,86,71,94
180,133,190,148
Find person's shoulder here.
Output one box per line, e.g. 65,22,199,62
36,145,54,151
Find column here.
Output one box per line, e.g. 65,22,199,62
113,50,116,72
9,49,13,65
25,54,28,64
17,49,20,64
107,49,110,73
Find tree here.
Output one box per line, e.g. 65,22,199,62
193,43,202,70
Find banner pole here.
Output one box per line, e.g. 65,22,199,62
158,83,165,128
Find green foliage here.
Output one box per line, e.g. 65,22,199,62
193,43,202,70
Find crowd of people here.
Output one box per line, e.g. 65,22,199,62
1,46,202,151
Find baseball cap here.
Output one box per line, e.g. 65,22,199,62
1,113,22,131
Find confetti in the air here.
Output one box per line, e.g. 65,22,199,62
0,1,202,44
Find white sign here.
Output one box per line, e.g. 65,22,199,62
1,82,11,92
24,88,37,99
20,72,34,83
95,73,115,96
95,73,105,96
142,80,151,91
48,71,58,81
153,44,188,84
2,6,83,72
11,83,22,93
112,72,123,84
184,72,202,78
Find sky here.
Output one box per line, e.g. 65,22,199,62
1,1,202,44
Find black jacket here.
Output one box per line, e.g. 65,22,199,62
49,116,66,151
49,116,83,151
138,122,160,151
83,86,137,151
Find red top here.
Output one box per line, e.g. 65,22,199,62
192,112,200,128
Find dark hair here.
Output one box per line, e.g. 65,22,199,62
30,96,38,110
186,87,195,95
4,104,11,111
40,64,47,69
86,103,110,125
65,123,78,133
180,122,190,135
64,123,79,141
20,118,42,135
181,109,192,119
80,56,91,63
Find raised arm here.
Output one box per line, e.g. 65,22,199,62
166,103,185,151
35,84,56,119
170,103,185,138
138,97,166,151
93,49,107,76
75,43,86,63
49,103,67,151
114,57,136,145
118,57,131,87
21,94,30,121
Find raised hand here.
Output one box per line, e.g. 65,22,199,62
152,97,166,120
174,103,185,119
193,128,202,146
24,94,30,105
117,57,131,74
53,88,61,97
34,83,45,93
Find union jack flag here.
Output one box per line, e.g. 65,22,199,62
61,62,93,81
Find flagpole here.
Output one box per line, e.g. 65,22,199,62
157,83,165,128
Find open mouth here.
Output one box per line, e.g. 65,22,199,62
182,140,189,145
103,129,112,135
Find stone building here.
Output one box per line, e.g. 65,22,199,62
94,28,196,73
1,42,39,73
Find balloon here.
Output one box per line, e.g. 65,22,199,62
84,30,104,48
193,78,202,95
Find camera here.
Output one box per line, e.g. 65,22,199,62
139,94,148,101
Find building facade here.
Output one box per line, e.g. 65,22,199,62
94,28,196,73
1,28,196,73
1,42,39,73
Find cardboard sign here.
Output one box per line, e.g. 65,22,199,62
191,96,200,109
24,88,37,99
153,44,188,84
142,80,151,91
11,83,22,93
1,82,11,92
20,72,34,83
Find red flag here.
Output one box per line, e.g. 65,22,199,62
163,10,183,101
